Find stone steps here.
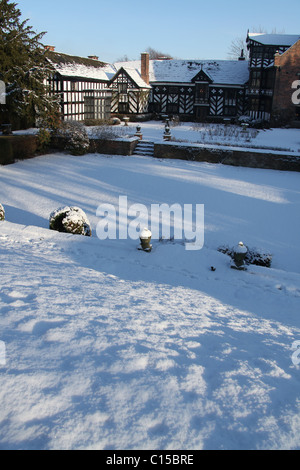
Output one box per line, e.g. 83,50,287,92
133,140,154,157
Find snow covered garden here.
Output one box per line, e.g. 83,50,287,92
0,123,300,450
87,120,300,153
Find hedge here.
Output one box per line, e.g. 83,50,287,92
0,135,38,165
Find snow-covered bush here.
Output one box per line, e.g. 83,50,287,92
90,125,125,140
110,117,121,126
218,244,272,268
237,115,252,124
37,127,52,152
237,115,269,129
49,206,91,237
56,121,90,156
191,122,258,145
0,203,5,221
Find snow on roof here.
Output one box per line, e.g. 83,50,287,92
47,51,115,81
248,33,300,47
120,66,152,89
114,59,249,86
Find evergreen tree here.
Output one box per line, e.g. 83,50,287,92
0,0,59,129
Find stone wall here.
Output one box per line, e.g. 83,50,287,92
52,136,139,156
154,142,300,172
2,133,299,172
0,135,139,166
89,137,139,156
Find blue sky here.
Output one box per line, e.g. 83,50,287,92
18,0,300,63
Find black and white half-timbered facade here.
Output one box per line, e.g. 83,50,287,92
44,33,300,125
46,50,115,121
113,54,249,121
108,67,151,116
246,32,300,121
46,50,249,123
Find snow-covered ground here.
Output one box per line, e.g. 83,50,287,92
0,151,300,450
89,120,300,153
15,120,300,153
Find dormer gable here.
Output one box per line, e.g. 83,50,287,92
191,69,213,84
109,67,151,90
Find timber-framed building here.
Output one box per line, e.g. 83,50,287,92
246,32,300,123
46,49,114,121
112,53,249,122
44,32,300,126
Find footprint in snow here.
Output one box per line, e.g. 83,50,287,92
0,290,36,307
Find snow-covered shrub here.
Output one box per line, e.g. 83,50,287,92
0,203,5,221
56,121,90,156
84,117,121,127
190,122,258,146
49,206,91,237
37,127,52,152
90,125,125,140
66,126,90,156
37,109,62,153
218,245,272,268
170,115,180,127
237,115,269,129
237,115,252,124
110,117,121,126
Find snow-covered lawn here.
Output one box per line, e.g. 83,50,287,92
15,120,300,153
0,152,300,450
90,120,300,153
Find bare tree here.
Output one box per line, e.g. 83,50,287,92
227,27,286,60
145,47,173,60
116,54,131,62
250,26,285,34
227,37,249,60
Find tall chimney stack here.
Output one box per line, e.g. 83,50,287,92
238,49,246,61
141,52,150,85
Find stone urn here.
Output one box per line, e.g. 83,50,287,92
231,242,248,270
139,228,152,252
135,125,143,140
163,124,172,141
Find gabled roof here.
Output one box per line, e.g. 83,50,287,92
47,51,115,81
114,59,249,86
109,66,151,89
247,33,300,47
191,68,213,83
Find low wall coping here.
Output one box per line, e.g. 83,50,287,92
155,140,300,158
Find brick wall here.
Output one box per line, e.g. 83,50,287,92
272,40,300,125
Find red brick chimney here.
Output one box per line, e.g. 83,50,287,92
141,52,150,85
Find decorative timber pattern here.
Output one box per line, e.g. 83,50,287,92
249,46,289,69
46,37,300,124
246,33,300,121
48,75,111,121
109,69,150,115
210,89,224,116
